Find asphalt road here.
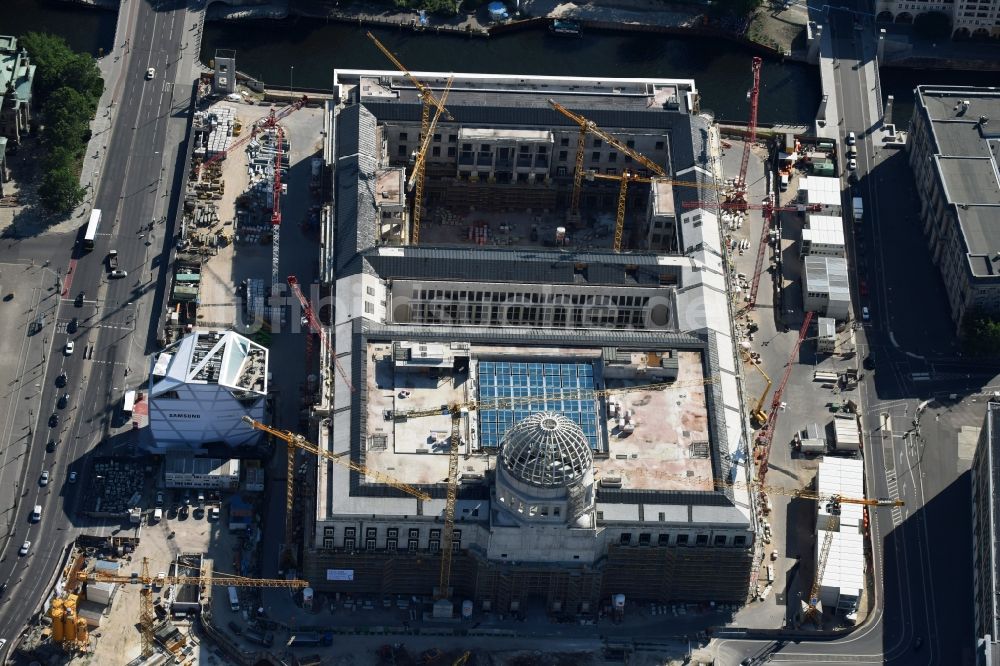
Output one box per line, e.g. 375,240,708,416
0,0,194,657
711,4,979,665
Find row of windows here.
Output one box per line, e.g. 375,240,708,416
412,290,652,307
321,526,462,553
398,133,664,152
618,532,749,547
407,304,651,328
319,525,748,550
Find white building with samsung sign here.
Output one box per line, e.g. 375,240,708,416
147,330,268,451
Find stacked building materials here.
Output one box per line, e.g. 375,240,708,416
83,459,146,516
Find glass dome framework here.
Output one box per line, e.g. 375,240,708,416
500,413,594,488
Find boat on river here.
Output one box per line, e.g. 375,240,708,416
549,19,581,36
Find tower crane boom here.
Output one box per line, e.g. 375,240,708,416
199,95,307,172
367,32,454,244
757,311,814,484
733,57,762,204
78,556,306,657
548,99,666,223
242,416,431,501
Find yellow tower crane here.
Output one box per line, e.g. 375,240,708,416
241,416,431,567
367,32,454,244
79,556,307,658
388,376,718,612
665,472,904,513
548,99,666,226
585,170,726,252
802,529,834,625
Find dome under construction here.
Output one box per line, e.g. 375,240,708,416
500,413,593,488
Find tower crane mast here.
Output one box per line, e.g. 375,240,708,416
548,99,665,226
286,275,354,394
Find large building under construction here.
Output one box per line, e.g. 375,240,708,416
303,70,757,613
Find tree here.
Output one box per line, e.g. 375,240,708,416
43,87,91,151
962,313,1000,356
19,32,103,221
38,165,86,216
913,11,951,41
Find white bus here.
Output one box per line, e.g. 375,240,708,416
83,209,102,251
122,389,137,416
228,586,240,612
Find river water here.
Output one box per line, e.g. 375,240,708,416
7,1,1000,128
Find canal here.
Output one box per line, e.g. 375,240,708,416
7,1,1000,128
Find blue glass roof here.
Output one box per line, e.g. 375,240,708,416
477,360,599,449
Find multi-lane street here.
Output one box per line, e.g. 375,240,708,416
0,0,198,656
713,3,978,665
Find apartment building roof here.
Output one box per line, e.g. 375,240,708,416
914,86,1000,280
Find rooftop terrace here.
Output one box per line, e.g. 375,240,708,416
362,342,713,491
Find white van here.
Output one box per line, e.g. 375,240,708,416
152,508,163,523
31,505,41,522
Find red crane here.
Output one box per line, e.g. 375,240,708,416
198,95,308,173
286,275,355,394
271,126,284,226
756,311,814,484
732,57,763,205
683,199,819,311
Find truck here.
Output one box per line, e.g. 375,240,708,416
287,631,333,648
106,250,119,270
852,196,863,222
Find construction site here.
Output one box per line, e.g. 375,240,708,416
1,39,896,665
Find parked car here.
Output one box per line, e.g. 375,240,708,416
848,157,857,171
68,471,78,483
861,306,871,321
846,131,856,145
156,491,164,508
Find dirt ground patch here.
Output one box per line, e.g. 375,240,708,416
748,3,809,55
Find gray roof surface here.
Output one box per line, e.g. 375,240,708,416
930,121,993,159
333,104,379,274
364,100,692,140
915,86,1000,282
960,207,1000,265
939,157,1000,206
366,246,683,286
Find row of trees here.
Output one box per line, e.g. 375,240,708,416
21,32,104,216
